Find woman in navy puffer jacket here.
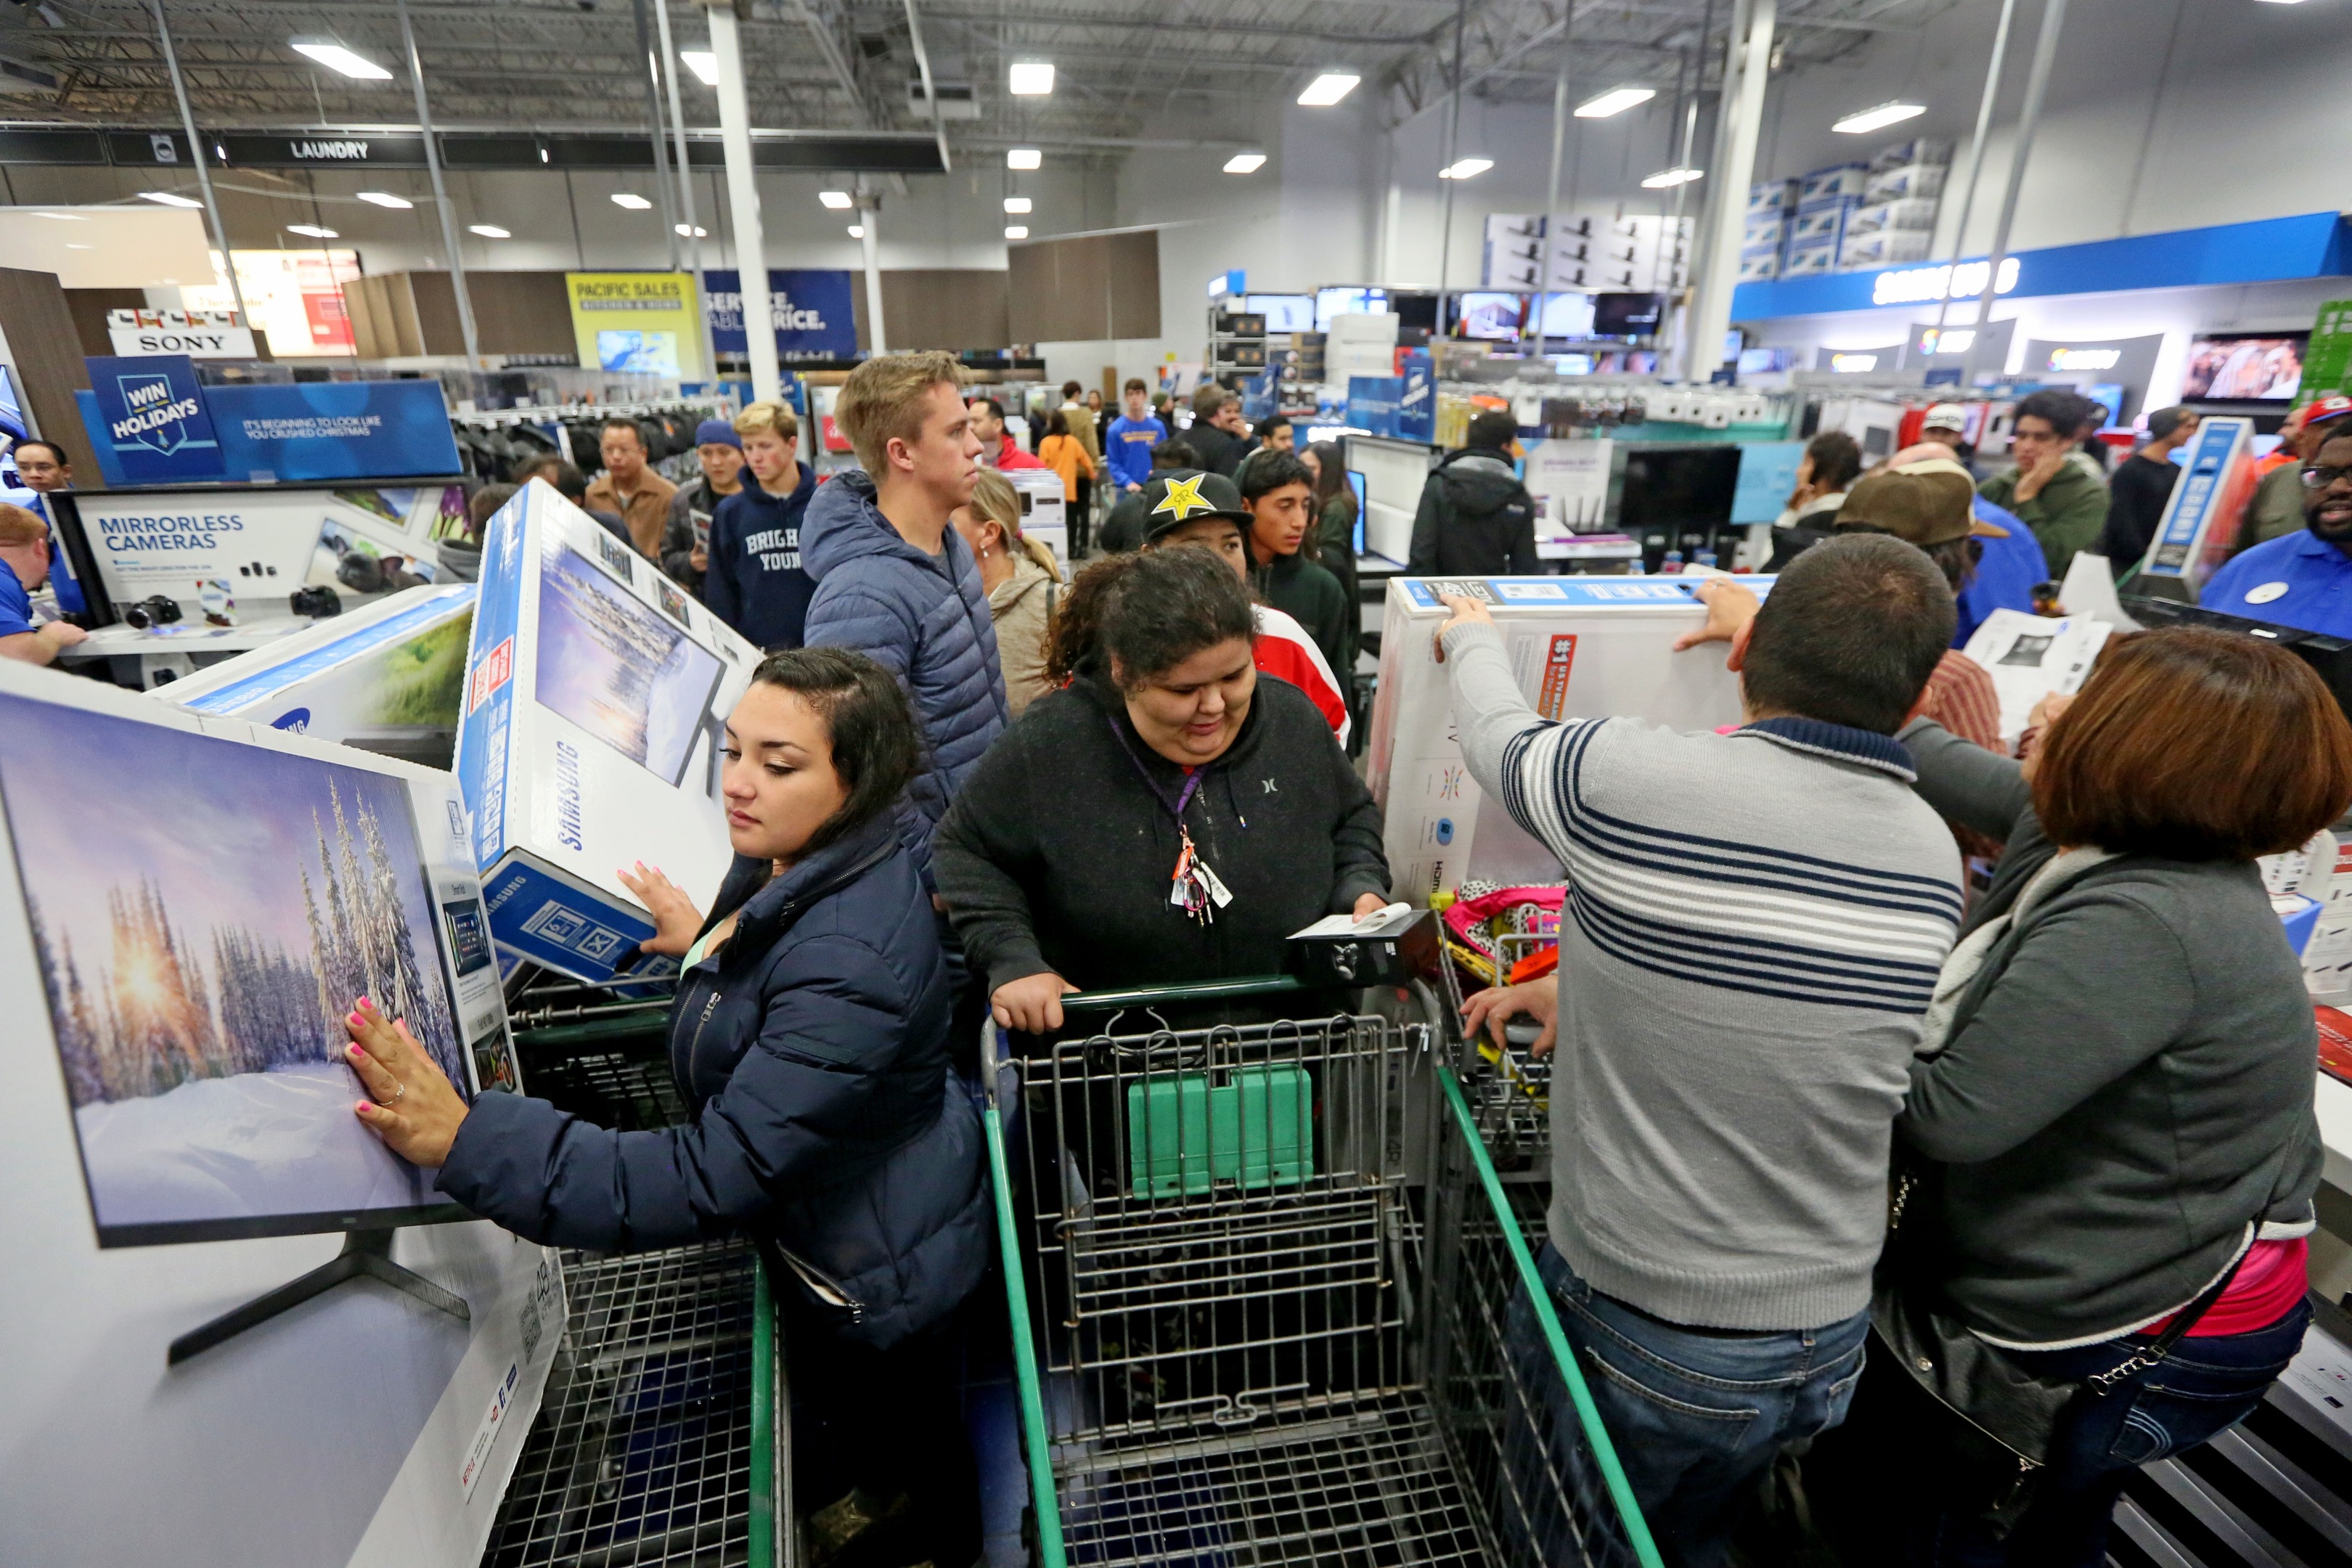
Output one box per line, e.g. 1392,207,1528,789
335,648,987,1568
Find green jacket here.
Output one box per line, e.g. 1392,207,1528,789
1978,459,2109,581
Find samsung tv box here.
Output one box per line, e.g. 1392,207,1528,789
157,583,476,767
455,480,760,984
1367,575,1771,903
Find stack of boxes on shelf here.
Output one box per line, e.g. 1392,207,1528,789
1839,137,1952,271
1787,163,1870,277
1741,179,1800,282
1269,332,1326,412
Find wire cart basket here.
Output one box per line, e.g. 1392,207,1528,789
982,976,1661,1568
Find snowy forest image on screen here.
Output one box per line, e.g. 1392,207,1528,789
0,693,466,1238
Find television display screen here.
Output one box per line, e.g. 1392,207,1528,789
1245,294,1315,332
1619,446,1741,532
0,693,469,1246
1593,292,1667,338
1392,293,1440,339
1315,287,1389,330
535,544,725,787
2180,332,2305,402
1347,470,1368,555
1537,293,1597,339
1454,293,1527,340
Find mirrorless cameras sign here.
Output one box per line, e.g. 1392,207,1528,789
85,355,226,483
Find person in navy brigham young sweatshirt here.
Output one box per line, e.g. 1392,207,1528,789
706,400,820,650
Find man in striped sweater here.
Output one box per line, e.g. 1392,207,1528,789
1442,534,1964,1563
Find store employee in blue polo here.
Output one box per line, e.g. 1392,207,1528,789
2203,425,2352,637
0,502,89,666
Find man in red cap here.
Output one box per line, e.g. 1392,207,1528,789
2240,394,2352,552
2096,404,2199,569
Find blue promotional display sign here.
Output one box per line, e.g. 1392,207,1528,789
1395,349,1435,443
1731,441,1807,525
76,377,461,486
702,269,859,359
1347,376,1402,439
84,355,226,483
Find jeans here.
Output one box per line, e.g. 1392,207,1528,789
1905,1296,2312,1567
1509,1244,1870,1568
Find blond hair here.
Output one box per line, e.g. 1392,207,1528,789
734,399,799,444
0,502,46,548
967,470,1061,579
836,351,965,475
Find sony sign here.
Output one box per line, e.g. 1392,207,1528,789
105,308,258,360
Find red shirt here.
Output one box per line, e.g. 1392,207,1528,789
2144,1238,2308,1338
991,435,1046,472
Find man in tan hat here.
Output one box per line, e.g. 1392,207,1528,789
1829,462,2003,768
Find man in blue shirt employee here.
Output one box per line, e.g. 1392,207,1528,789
0,502,88,665
1102,377,1167,494
2202,425,2352,637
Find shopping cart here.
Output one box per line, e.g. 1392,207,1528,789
981,976,1660,1568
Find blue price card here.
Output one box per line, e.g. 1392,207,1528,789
1731,441,1807,525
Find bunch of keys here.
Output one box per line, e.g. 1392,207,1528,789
1169,826,1233,924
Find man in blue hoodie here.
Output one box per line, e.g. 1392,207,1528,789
706,400,819,650
801,351,1008,878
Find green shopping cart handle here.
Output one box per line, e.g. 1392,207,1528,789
1058,974,1307,1011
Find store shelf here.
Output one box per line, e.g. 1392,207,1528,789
480,1241,783,1568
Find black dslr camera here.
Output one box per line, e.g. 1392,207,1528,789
119,595,184,630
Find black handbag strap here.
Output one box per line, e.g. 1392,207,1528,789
2085,1243,2250,1392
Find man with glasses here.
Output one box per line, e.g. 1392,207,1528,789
2200,425,2352,636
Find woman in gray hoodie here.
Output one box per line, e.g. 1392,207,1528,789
1866,626,2352,1564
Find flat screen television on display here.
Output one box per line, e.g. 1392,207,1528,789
1453,293,1527,341
2179,332,2306,403
1619,446,1742,533
1245,294,1315,332
1391,293,1440,341
1592,291,1667,338
0,693,472,1246
2124,596,2352,724
535,542,727,788
1536,292,1597,339
1315,287,1389,330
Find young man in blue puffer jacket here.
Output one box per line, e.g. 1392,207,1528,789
800,351,1010,883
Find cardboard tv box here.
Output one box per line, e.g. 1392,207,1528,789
1367,574,1768,903
157,583,476,765
455,481,760,983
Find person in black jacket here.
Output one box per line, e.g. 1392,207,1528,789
933,544,1390,1036
1241,449,1352,679
1407,409,1540,575
1180,383,1247,476
335,648,987,1568
2096,404,2197,571
1096,438,1198,553
658,417,748,597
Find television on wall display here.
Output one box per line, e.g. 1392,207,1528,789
1315,287,1389,330
0,693,470,1246
1592,291,1667,338
2180,332,2306,402
1454,293,1527,341
535,544,726,787
1244,294,1315,332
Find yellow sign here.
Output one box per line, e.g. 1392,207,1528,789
565,271,703,380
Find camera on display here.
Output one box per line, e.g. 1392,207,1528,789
119,596,184,630
289,584,343,620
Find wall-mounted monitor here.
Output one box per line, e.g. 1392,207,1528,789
1391,293,1440,341
1537,292,1597,339
2180,332,2306,403
1315,287,1389,330
1619,446,1741,533
1453,293,1527,340
1592,291,1666,338
1245,294,1315,332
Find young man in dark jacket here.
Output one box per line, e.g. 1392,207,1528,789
1407,409,1541,575
706,401,819,650
803,351,1009,878
1241,450,1352,679
659,417,747,597
1180,383,1247,476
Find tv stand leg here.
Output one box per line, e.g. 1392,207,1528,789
168,1229,470,1366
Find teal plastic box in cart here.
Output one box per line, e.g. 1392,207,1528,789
1126,1066,1314,1197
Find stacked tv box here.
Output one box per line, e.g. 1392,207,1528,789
1839,137,1953,271
1740,179,1799,282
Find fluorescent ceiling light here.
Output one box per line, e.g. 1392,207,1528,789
1834,101,1927,135
1006,148,1041,171
611,192,653,210
1224,152,1267,174
1004,195,1032,213
1005,225,1029,240
286,224,339,239
1008,60,1055,96
356,190,413,208
819,189,854,209
1575,86,1654,118
847,224,865,238
290,38,393,81
675,223,708,237
139,190,203,208
469,224,510,238
1297,72,1360,107
1439,158,1493,180
1640,166,1704,189
679,49,718,85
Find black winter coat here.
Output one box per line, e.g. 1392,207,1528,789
1406,446,1540,576
438,814,989,1348
931,668,1390,996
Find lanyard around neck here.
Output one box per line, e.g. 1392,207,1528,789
1106,715,1203,824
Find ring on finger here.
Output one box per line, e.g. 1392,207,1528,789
383,1079,406,1105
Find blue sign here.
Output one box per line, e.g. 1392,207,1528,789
1396,350,1435,443
703,269,859,359
85,355,225,483
1731,441,1806,525
1347,375,1402,439
77,378,460,486
1209,269,1246,299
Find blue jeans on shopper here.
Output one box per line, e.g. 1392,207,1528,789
1906,1297,2312,1567
1508,1243,1869,1568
